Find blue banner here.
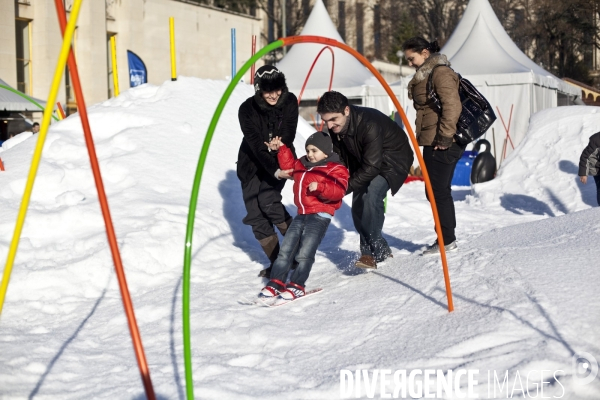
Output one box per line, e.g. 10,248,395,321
127,50,147,87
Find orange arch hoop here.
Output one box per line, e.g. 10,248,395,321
282,35,454,312
182,34,455,399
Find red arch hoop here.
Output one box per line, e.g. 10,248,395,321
298,45,335,103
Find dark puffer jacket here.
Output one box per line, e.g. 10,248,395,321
237,90,298,184
579,131,600,176
332,105,414,195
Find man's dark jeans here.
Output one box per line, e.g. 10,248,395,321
423,142,466,245
352,175,394,261
269,214,331,287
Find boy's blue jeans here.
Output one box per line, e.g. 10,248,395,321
595,175,600,206
269,213,331,287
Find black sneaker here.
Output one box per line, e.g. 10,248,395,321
422,241,458,256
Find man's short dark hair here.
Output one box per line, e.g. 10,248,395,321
32,122,40,127
317,91,349,114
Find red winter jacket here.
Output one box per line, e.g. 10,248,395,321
278,144,349,216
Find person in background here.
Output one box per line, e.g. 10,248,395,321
259,132,348,300
403,36,463,256
317,91,414,269
579,131,600,206
237,65,299,278
31,122,40,134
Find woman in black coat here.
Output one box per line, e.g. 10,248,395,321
237,65,298,278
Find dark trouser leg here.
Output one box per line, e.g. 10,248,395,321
258,235,279,265
422,143,465,244
241,174,291,241
242,175,291,274
269,216,305,283
275,217,294,236
351,175,391,259
289,214,331,287
594,175,600,206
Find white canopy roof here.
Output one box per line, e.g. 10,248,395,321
0,78,46,112
276,0,372,91
442,0,579,96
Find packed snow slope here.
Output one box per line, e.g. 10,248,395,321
0,78,598,399
473,106,600,214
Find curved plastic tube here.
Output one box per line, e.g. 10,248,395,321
182,40,283,399
56,102,66,120
0,0,83,318
55,1,156,398
0,84,58,121
182,35,454,399
297,46,335,103
284,35,454,312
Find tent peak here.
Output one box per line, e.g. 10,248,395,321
276,0,372,90
450,13,531,75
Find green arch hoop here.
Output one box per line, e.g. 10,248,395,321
0,84,58,122
182,36,454,400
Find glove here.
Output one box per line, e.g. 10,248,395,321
432,134,453,149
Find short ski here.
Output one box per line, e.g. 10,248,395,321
244,288,323,308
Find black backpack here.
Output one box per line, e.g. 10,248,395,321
424,65,496,145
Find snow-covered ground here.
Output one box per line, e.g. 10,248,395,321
0,78,599,399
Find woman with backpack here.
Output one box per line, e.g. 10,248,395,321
403,37,464,255
237,65,299,277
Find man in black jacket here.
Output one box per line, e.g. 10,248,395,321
238,65,298,277
318,91,414,269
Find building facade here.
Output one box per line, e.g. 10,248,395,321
1,0,262,115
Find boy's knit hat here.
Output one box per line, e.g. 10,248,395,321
305,131,333,156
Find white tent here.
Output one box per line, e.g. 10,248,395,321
276,0,372,92
0,78,46,112
439,0,580,163
388,0,582,167
279,0,580,168
276,0,402,127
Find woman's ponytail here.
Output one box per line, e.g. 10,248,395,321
428,40,440,53
402,37,440,54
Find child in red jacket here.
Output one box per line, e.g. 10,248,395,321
259,131,349,300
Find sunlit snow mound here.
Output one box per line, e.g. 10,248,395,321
472,106,600,214
0,77,313,299
0,80,599,399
